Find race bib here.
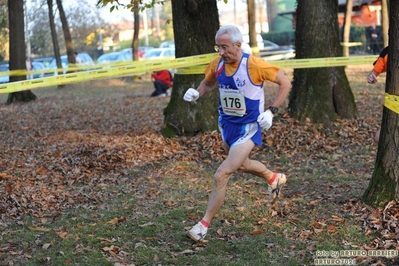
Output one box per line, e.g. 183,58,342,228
220,88,246,116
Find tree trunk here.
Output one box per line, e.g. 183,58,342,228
342,0,352,57
381,0,389,48
266,0,278,32
132,1,140,61
6,0,36,104
47,0,62,74
363,1,399,207
56,0,75,68
257,0,267,33
288,0,357,126
162,0,220,137
247,0,259,57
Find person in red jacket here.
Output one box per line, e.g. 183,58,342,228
150,70,172,97
367,46,388,142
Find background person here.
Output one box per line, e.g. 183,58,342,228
183,25,291,242
367,46,388,142
74,52,82,64
26,57,33,80
150,69,172,97
367,23,382,55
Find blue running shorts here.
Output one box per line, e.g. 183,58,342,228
218,117,262,147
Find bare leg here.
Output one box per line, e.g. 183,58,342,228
224,142,275,183
239,157,275,182
202,140,256,224
374,128,380,143
188,140,285,242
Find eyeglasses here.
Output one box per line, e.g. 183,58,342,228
214,44,235,52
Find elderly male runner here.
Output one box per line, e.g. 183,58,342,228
183,25,292,241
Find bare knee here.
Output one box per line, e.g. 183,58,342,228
237,165,246,172
237,158,251,172
214,169,231,187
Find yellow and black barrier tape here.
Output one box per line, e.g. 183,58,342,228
0,55,377,92
0,53,218,94
384,93,399,114
176,55,377,74
0,63,97,78
1,53,398,115
177,56,376,74
340,42,363,47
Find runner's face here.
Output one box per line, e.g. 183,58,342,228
215,33,242,64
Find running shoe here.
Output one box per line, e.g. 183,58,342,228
268,173,287,201
186,222,208,241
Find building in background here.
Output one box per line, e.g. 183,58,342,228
278,0,382,29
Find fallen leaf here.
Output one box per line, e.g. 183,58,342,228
327,225,337,232
36,167,47,175
331,215,345,223
139,222,154,227
106,218,119,225
29,226,51,232
57,232,67,239
42,243,51,250
250,229,264,235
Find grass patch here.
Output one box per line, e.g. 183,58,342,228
0,69,392,265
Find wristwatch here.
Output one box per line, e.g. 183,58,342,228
268,106,278,114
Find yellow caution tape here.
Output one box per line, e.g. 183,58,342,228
266,56,376,68
0,53,218,94
2,53,398,115
177,55,377,74
0,55,381,94
0,63,99,78
384,93,399,114
340,42,363,47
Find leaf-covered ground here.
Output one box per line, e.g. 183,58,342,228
1,68,398,265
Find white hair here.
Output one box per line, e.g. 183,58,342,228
215,25,243,44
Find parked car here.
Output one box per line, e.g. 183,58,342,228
141,48,175,60
32,61,46,79
260,40,295,60
46,52,95,76
0,62,46,83
97,51,132,64
138,46,154,57
159,41,175,49
139,46,154,53
33,57,54,68
0,64,9,83
121,47,154,58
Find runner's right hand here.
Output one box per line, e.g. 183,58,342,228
183,88,199,102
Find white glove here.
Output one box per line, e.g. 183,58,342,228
257,110,273,130
183,88,199,102
367,72,378,83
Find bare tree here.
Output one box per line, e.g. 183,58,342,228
131,0,140,61
6,0,36,104
56,0,75,69
342,0,352,57
47,0,62,74
162,0,220,136
288,0,357,126
381,0,389,48
247,0,259,56
363,1,399,206
0,1,8,61
266,0,277,32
